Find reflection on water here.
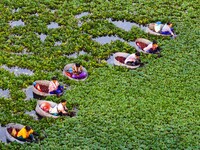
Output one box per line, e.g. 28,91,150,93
54,41,62,46
0,89,10,98
106,54,115,65
1,65,34,76
9,19,25,28
75,12,90,19
67,50,88,58
23,86,33,100
108,18,147,32
25,110,41,120
0,125,7,143
92,35,125,45
47,22,60,29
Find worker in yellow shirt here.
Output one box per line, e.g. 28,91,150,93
13,126,38,142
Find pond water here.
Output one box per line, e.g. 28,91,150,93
108,18,147,32
51,9,56,13
0,125,7,143
47,22,60,29
1,65,34,76
9,19,25,28
25,110,41,121
67,50,88,58
106,54,115,65
12,8,20,13
75,12,90,19
36,33,47,42
54,41,62,46
23,86,33,100
92,35,125,45
0,89,10,98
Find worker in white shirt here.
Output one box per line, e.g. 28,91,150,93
124,52,141,66
143,40,159,54
161,22,174,36
49,99,68,116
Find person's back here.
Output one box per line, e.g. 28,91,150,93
124,54,136,64
143,40,158,53
161,22,174,36
72,63,83,75
17,126,34,140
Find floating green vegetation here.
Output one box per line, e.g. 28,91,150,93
0,0,199,149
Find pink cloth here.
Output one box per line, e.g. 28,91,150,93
48,81,59,93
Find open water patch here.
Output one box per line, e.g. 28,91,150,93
12,8,21,13
23,86,33,100
75,12,90,19
0,89,10,98
51,9,56,13
9,19,25,28
1,65,34,76
54,41,62,46
106,54,115,65
92,35,125,45
66,50,88,58
36,33,47,42
108,18,147,32
0,125,7,143
47,22,60,29
25,110,41,121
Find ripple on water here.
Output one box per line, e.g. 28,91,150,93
1,65,34,76
0,89,10,98
9,19,25,28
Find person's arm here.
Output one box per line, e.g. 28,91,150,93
167,26,174,36
143,43,152,51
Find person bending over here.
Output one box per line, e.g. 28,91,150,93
124,52,141,66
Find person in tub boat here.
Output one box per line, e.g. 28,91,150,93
69,63,87,79
48,76,63,96
11,126,39,142
124,52,141,66
142,40,160,54
160,22,175,36
40,100,75,117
